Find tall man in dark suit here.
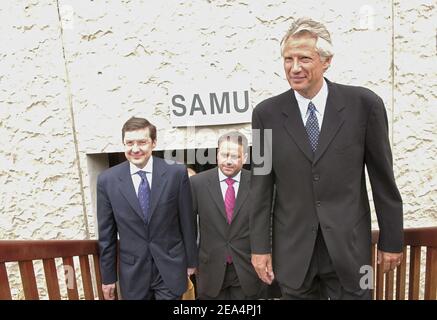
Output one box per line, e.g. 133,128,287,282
97,117,197,300
191,132,265,299
250,18,403,299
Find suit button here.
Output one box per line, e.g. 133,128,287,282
316,201,321,207
313,175,320,181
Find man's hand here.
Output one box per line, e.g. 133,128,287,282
187,267,196,276
377,250,403,273
251,254,275,285
102,283,116,300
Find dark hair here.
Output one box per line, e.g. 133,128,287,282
217,131,248,153
122,117,157,142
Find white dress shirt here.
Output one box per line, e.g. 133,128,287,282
130,156,153,196
218,168,241,201
294,78,329,130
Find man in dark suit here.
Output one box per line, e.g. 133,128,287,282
250,18,403,300
97,117,197,300
191,132,265,299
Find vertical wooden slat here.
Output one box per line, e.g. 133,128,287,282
408,246,421,300
42,258,61,300
18,261,39,300
79,255,94,300
371,244,376,300
0,262,12,300
385,270,394,300
395,247,407,300
424,247,437,300
62,257,79,300
93,255,104,300
376,258,384,300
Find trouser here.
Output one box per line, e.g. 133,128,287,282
199,263,259,300
280,228,371,300
142,259,181,300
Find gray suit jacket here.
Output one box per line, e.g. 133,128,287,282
191,168,263,298
97,157,198,299
250,79,403,292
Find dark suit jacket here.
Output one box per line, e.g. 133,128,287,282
191,168,263,298
97,157,198,299
250,79,403,292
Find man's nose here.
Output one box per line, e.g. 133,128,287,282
291,60,301,72
131,144,140,152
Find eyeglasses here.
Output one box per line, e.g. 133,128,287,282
124,140,151,148
218,152,241,161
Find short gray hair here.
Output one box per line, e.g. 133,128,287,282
280,17,334,59
217,131,248,153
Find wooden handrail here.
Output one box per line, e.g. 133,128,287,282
372,226,437,246
0,240,99,263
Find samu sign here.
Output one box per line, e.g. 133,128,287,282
169,85,252,127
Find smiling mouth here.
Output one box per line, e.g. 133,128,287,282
131,154,144,158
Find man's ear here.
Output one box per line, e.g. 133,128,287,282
322,56,333,72
152,139,157,149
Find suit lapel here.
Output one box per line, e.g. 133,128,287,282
281,90,314,162
313,80,345,164
232,170,249,221
118,161,144,221
207,170,227,221
149,157,168,223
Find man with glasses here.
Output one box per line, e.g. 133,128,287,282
97,117,197,300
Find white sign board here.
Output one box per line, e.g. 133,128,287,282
169,80,252,127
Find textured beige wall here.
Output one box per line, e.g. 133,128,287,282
392,0,436,227
0,0,88,240
0,0,435,299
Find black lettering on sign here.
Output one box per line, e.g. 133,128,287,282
234,90,249,113
172,95,186,116
210,92,230,114
190,94,207,115
172,90,250,117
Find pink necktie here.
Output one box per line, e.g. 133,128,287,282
225,178,235,264
225,178,235,224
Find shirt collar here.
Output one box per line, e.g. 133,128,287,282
218,167,241,183
294,78,328,117
130,156,154,176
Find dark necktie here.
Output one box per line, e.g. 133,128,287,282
305,101,320,153
137,171,151,223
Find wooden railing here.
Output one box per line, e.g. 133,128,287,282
0,240,103,300
1,226,436,300
371,227,437,300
